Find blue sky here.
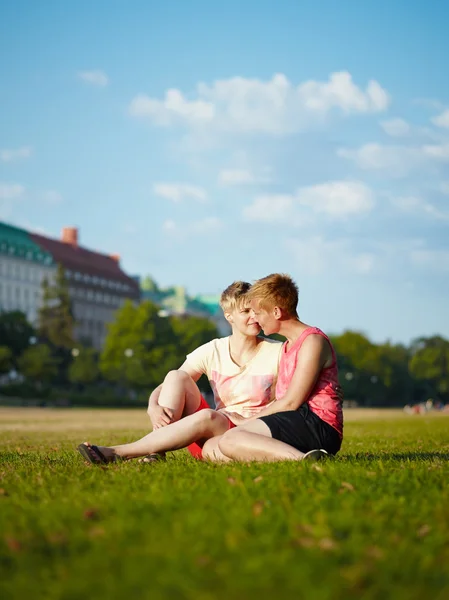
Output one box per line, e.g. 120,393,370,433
1,0,448,344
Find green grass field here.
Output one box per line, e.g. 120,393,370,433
1,408,448,600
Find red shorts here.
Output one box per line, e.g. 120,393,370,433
187,396,236,459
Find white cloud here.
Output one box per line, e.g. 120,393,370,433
338,143,418,175
339,138,449,176
163,216,222,236
153,183,207,202
296,181,374,216
380,118,410,137
129,71,389,134
0,183,25,200
410,248,449,272
0,146,32,162
129,91,215,124
285,237,376,275
77,70,109,87
162,219,177,232
422,143,449,160
432,109,449,129
392,195,449,220
243,180,374,223
243,195,294,222
218,167,272,185
219,169,256,185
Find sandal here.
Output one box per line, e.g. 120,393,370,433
77,443,119,464
138,452,167,464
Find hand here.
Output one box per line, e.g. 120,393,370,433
218,410,247,426
335,385,344,402
148,404,175,430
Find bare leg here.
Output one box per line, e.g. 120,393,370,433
157,370,203,421
202,436,232,463
218,420,305,462
89,409,230,460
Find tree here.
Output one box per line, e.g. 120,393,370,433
141,276,160,293
18,344,59,386
37,264,75,349
409,336,449,402
68,347,99,385
0,311,35,366
100,300,181,390
170,315,218,356
0,346,13,375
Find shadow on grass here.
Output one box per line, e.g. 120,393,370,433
342,451,449,462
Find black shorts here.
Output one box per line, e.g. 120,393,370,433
259,403,342,455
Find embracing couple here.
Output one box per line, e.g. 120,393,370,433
78,273,343,464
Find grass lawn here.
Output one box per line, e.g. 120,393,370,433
1,407,448,600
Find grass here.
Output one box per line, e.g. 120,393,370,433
0,408,448,600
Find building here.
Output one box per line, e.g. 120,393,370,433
140,277,230,335
0,221,140,349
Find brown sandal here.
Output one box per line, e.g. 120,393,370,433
138,452,167,464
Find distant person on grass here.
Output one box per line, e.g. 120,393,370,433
215,273,343,462
77,281,285,463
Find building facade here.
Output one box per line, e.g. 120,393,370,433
0,222,140,349
140,277,230,336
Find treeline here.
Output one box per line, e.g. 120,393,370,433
0,266,448,407
330,331,448,407
0,266,218,405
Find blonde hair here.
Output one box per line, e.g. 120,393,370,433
247,273,299,317
220,281,251,313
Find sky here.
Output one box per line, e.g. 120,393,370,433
1,0,448,345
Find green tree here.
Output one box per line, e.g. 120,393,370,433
0,311,35,366
100,300,181,390
37,264,75,349
68,347,99,385
141,276,160,293
18,344,59,386
409,336,449,402
0,346,13,375
170,315,218,356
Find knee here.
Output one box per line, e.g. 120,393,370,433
218,429,241,456
196,408,218,425
163,370,189,385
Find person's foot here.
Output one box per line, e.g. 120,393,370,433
138,452,167,464
302,449,329,462
77,442,119,464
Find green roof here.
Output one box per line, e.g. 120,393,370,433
0,221,54,265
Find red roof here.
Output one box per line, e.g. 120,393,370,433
29,232,139,295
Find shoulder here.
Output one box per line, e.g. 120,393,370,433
298,331,328,357
188,337,222,357
257,336,283,347
257,337,283,352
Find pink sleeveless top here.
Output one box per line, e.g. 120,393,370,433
275,327,343,438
